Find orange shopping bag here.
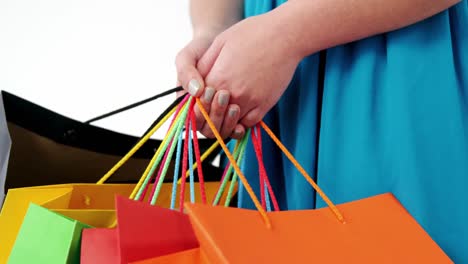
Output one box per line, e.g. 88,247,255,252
186,193,450,263
185,103,453,263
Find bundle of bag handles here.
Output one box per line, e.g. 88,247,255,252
94,88,345,228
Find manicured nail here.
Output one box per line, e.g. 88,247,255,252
228,107,238,118
233,128,243,137
203,87,215,102
218,91,229,106
188,79,200,96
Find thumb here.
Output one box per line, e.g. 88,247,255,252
175,48,205,97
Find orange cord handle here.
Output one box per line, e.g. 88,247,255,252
196,97,345,224
195,99,271,228
260,121,345,223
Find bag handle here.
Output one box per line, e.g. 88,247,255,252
221,129,250,207
259,121,344,222
177,98,207,209
195,98,345,227
96,98,179,185
130,96,209,209
251,124,279,211
85,86,183,124
99,92,344,226
132,95,193,202
211,126,277,209
96,92,220,186
211,138,245,206
148,96,193,203
96,92,218,211
102,94,215,228
189,103,207,203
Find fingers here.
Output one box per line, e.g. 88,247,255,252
220,105,240,138
200,90,230,138
230,123,245,140
175,46,205,97
193,86,215,129
240,108,263,129
195,90,244,140
176,38,247,141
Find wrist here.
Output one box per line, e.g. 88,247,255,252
193,26,224,41
268,1,320,59
193,15,242,42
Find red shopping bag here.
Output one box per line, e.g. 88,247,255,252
81,196,199,264
118,196,198,262
81,228,119,264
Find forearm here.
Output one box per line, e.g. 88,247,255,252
190,0,244,39
273,0,461,57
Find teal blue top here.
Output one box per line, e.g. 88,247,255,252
240,1,468,262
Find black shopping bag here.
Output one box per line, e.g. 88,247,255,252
1,88,222,196
0,93,11,206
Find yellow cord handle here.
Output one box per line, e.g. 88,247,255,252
104,102,181,229
129,100,189,199
260,121,345,223
96,105,178,185
195,99,271,228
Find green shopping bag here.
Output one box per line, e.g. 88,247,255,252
8,203,90,264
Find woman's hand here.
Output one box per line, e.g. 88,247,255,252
195,12,303,128
176,35,245,139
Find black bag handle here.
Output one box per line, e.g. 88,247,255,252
85,86,183,124
84,87,223,167
140,90,186,137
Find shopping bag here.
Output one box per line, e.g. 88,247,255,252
0,93,11,207
80,228,119,264
129,248,205,264
186,193,451,263
118,196,198,262
1,90,221,191
0,90,225,263
81,196,199,264
183,104,453,263
8,203,90,264
0,182,219,264
0,184,133,263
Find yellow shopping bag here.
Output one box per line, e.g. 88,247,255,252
0,182,221,263
1,94,230,263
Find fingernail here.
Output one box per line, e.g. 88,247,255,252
218,91,229,106
203,87,215,102
188,79,201,96
233,128,242,137
228,107,238,118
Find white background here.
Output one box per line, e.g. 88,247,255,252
0,0,192,139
